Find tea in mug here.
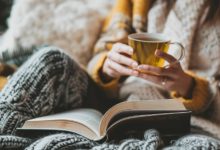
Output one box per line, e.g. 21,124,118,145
128,33,184,74
128,33,170,67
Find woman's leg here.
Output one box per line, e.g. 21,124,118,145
0,46,89,134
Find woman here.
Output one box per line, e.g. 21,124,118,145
0,0,219,149
88,0,220,123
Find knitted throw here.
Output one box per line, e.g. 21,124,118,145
0,129,220,149
0,46,88,134
0,46,220,149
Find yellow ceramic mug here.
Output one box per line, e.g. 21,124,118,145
128,33,184,70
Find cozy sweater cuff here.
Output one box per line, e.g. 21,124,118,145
87,52,119,93
170,71,209,113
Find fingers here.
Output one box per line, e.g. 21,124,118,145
103,43,139,78
107,59,139,76
138,73,162,84
112,43,133,55
108,51,138,69
104,65,121,78
108,43,138,68
155,49,177,64
138,73,174,89
137,64,177,77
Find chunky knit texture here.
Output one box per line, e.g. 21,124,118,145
1,129,219,149
25,133,97,150
92,129,163,150
0,46,219,149
0,0,219,149
0,46,218,149
0,46,89,135
0,135,32,149
163,134,220,150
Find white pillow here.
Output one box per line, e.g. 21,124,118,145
0,0,114,66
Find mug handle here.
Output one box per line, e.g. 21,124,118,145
165,42,185,67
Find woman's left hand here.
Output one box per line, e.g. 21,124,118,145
137,49,194,98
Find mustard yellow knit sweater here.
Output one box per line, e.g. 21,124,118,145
87,0,220,123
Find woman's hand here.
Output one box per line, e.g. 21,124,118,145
102,43,139,79
138,50,194,98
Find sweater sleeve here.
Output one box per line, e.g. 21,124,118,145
87,0,133,98
87,0,151,98
132,0,151,32
87,51,120,98
170,71,218,114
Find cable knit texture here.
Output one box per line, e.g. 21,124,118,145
0,47,219,149
25,133,97,150
0,135,32,149
0,46,89,134
0,0,220,149
0,129,220,149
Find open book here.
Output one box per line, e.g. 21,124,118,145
17,99,191,141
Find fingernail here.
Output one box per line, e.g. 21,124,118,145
132,62,138,68
129,48,133,54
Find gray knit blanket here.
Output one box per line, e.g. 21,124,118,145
0,129,220,150
0,46,220,150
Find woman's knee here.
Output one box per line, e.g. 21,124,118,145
28,46,80,74
33,46,68,64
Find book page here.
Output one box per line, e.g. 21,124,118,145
28,108,103,137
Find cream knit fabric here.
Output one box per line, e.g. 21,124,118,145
0,0,114,66
148,0,207,69
120,0,220,125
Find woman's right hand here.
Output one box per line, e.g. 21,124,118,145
102,43,139,79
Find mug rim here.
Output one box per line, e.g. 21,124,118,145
128,33,170,43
